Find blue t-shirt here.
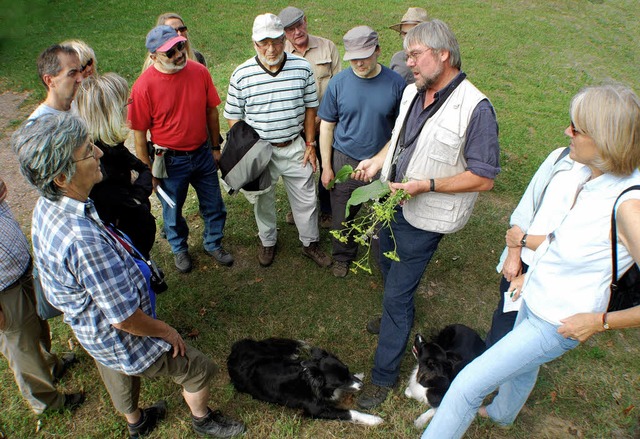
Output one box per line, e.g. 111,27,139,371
318,66,405,161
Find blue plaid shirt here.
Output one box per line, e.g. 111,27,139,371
0,200,31,290
31,196,170,375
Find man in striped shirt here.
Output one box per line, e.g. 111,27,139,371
224,13,331,269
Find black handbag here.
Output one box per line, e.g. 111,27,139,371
608,185,640,312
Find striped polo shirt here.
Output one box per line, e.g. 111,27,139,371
224,53,318,143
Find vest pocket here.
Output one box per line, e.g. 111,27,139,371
428,128,462,166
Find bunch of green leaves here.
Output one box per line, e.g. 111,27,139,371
328,165,410,274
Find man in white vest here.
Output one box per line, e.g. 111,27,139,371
353,19,500,409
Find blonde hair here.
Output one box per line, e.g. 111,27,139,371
75,73,130,146
141,12,199,72
570,84,640,175
60,39,97,72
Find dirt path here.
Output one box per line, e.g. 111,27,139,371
0,91,37,225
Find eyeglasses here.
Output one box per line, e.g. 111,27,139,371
255,38,285,49
162,41,186,59
81,58,94,72
570,121,583,136
405,47,434,62
123,97,133,108
174,25,188,33
73,143,97,163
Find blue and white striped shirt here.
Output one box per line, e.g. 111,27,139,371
31,196,170,375
224,53,319,143
0,200,31,291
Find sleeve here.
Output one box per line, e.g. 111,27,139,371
330,42,341,76
509,147,567,230
223,70,245,120
317,78,338,122
304,66,319,108
204,68,222,108
66,238,140,325
463,99,501,179
127,79,152,132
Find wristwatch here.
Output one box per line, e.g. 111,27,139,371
520,233,528,248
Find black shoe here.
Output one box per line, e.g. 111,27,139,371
54,352,78,381
192,408,245,438
128,400,167,438
206,248,234,266
366,316,382,335
356,383,393,409
63,392,86,411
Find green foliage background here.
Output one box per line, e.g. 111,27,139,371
1,1,639,438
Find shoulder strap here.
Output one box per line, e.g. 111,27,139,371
553,146,570,165
611,185,640,284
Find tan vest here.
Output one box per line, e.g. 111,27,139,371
381,79,488,233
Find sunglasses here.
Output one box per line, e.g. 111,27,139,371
81,58,94,72
175,25,188,33
570,121,583,136
162,41,186,59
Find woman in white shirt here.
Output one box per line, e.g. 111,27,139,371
422,84,640,439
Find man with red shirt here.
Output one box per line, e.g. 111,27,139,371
129,25,232,273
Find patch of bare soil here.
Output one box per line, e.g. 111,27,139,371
0,91,38,225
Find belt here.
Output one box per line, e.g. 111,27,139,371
164,144,205,156
271,139,294,148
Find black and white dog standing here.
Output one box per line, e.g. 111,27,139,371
404,324,486,428
227,338,383,426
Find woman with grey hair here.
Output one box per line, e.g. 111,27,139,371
422,84,640,438
75,73,156,257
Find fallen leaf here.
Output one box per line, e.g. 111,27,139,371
623,404,635,416
187,328,200,339
550,390,557,403
198,307,207,316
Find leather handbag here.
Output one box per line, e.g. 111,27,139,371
608,185,640,312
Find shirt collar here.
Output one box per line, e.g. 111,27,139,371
54,196,101,222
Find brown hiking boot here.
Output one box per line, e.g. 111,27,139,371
258,243,276,267
302,242,332,268
332,260,350,278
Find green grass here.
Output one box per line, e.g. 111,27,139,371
1,0,640,438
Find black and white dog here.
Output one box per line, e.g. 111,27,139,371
227,338,383,426
404,324,486,428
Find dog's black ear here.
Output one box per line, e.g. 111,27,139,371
447,352,463,365
302,363,326,397
309,347,328,359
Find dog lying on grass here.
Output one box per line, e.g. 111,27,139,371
227,337,383,425
404,324,486,428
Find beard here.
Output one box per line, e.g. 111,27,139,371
415,62,444,93
257,51,285,67
156,55,187,73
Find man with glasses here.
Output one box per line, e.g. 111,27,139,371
352,19,500,409
278,6,341,229
318,26,405,278
129,25,232,273
29,44,84,119
224,14,331,269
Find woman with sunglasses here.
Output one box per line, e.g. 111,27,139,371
75,73,156,258
61,39,97,78
422,84,640,438
142,12,206,71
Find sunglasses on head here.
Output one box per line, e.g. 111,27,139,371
162,41,186,59
81,58,94,72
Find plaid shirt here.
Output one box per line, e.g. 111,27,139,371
0,200,31,290
31,196,170,375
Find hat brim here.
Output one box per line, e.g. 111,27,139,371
389,21,422,33
252,30,285,42
157,36,187,53
343,45,376,61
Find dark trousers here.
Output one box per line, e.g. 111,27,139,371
485,262,529,348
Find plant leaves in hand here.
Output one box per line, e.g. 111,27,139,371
326,164,354,189
345,179,390,215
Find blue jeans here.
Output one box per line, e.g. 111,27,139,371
421,304,579,439
158,144,227,254
372,208,443,386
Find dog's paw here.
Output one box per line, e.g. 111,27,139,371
354,372,365,380
349,410,384,426
414,408,436,429
404,386,412,398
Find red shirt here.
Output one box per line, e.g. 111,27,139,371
128,60,221,151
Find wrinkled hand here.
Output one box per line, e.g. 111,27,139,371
163,324,187,358
558,313,603,342
303,146,317,172
507,274,525,301
352,159,379,182
506,225,525,248
321,168,334,190
502,250,523,282
212,150,221,164
390,180,423,197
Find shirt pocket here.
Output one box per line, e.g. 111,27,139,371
428,127,463,166
314,60,333,80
